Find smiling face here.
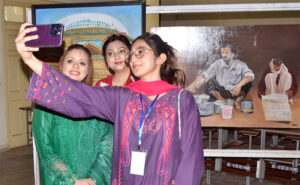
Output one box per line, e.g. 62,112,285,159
105,40,130,73
129,39,164,81
61,48,89,82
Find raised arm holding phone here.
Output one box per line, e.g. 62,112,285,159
16,23,205,185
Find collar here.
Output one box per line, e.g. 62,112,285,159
221,59,236,70
125,80,182,96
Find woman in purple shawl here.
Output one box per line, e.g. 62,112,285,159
16,23,205,185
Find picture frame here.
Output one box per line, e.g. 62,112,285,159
151,25,300,128
31,1,145,84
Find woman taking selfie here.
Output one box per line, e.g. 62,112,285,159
16,23,204,185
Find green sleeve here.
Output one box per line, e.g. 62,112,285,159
86,121,114,185
32,106,79,185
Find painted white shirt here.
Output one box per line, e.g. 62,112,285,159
202,58,254,92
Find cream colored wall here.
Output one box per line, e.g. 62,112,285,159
5,0,54,4
161,0,300,26
1,0,55,148
0,0,8,151
145,0,159,32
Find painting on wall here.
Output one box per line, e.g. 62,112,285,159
31,1,145,85
151,25,300,127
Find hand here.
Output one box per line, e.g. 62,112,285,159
15,23,39,64
15,23,43,76
186,82,197,93
258,90,264,98
232,85,241,97
186,75,205,93
286,90,293,99
75,178,96,185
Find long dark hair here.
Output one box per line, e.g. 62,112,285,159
132,33,186,87
59,44,93,86
102,33,131,74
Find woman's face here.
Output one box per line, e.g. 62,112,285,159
105,40,130,73
62,49,89,82
129,39,160,81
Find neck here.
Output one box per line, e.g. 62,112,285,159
112,67,131,86
139,69,161,82
140,75,161,82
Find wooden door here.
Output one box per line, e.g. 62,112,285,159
3,26,32,148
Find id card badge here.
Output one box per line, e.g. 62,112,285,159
130,150,147,176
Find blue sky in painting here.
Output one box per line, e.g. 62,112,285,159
35,5,142,39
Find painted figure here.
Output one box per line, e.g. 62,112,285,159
187,43,254,109
258,57,297,103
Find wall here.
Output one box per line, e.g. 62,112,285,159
161,0,300,26
0,0,8,151
1,0,55,149
146,0,159,31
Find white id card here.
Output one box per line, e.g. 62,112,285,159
130,150,147,176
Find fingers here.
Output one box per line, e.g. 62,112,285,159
232,90,237,96
232,90,237,97
186,83,196,93
87,178,96,185
15,38,39,53
74,179,94,185
186,84,192,91
232,90,239,97
15,23,39,54
15,23,38,46
19,22,32,33
16,23,36,42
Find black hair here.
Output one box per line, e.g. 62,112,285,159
102,34,131,74
221,43,237,56
132,33,186,87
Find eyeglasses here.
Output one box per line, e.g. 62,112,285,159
106,48,128,58
126,47,153,62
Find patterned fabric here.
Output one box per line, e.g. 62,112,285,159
28,63,205,185
32,90,114,184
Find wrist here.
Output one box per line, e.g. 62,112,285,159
235,84,242,89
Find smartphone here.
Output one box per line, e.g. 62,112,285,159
25,24,64,48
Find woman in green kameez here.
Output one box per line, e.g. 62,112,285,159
32,44,113,185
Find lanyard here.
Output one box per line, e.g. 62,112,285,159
138,94,159,148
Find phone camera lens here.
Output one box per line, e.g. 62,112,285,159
50,24,62,37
